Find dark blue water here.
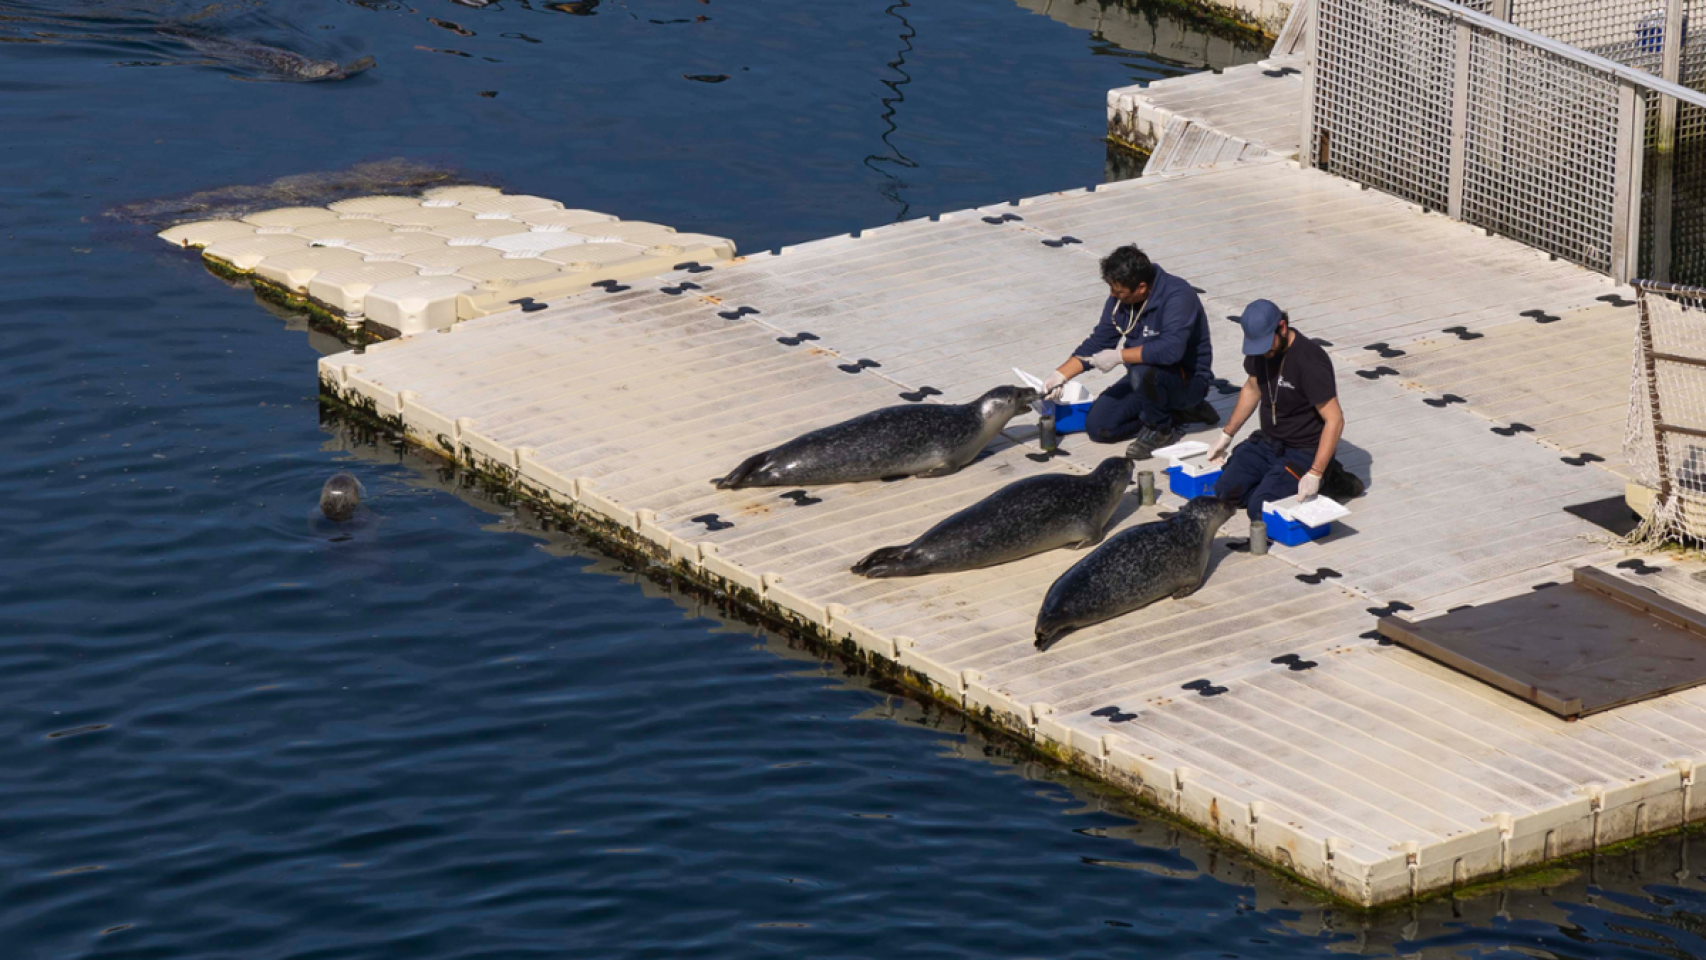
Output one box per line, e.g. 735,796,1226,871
5,1,1706,957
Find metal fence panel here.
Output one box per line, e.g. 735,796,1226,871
1460,30,1623,272
1312,0,1458,212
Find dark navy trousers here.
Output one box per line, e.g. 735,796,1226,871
1213,433,1317,521
1083,364,1208,443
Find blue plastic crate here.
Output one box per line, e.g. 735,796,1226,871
1262,506,1332,546
1051,401,1093,434
1165,465,1221,499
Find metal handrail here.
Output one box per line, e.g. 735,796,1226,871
1411,0,1706,107
1636,280,1706,296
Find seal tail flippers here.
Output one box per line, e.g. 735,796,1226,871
851,545,914,578
715,452,769,490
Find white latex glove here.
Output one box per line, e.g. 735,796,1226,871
1041,370,1069,401
1297,470,1322,502
1206,431,1233,466
1083,348,1124,374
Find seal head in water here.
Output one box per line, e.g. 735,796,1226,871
715,385,1039,489
319,472,364,522
1033,495,1236,651
852,457,1133,578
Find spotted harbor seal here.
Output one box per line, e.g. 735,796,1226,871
851,457,1134,578
1033,496,1236,650
715,385,1039,489
319,472,364,522
159,28,376,82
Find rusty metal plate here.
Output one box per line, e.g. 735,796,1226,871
1379,566,1706,718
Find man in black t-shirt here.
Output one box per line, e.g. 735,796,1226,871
1208,300,1358,521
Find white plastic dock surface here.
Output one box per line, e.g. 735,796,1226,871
318,159,1706,907
159,189,736,328
1108,55,1305,174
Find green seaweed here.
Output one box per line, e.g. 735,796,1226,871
198,254,379,347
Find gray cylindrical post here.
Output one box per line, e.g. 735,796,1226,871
1038,415,1058,454
1249,521,1269,556
1137,470,1155,506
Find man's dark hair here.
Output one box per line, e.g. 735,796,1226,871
1099,245,1156,290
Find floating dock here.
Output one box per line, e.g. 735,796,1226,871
296,152,1706,907
157,0,1706,905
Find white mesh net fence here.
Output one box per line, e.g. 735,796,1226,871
1625,282,1706,544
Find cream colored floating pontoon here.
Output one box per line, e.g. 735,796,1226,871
158,219,258,249
403,245,503,274
203,235,311,271
379,206,477,230
457,194,564,219
307,261,421,317
253,246,365,294
328,195,424,218
294,219,398,247
158,187,737,337
346,233,448,261
242,206,341,230
364,274,475,336
455,257,565,287
517,208,618,230
420,184,503,202
648,233,737,260
587,220,678,244
536,241,649,267
483,232,595,259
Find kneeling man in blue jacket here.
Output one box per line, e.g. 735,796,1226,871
1042,245,1220,460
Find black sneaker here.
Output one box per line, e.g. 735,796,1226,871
1124,425,1183,461
1181,400,1221,427
1322,460,1366,500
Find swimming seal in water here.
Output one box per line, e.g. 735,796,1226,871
852,457,1134,578
715,385,1039,489
319,472,364,522
1033,495,1236,650
160,27,376,82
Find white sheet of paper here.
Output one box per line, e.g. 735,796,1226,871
1268,495,1350,526
1152,440,1210,461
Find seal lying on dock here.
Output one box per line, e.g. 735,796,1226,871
715,385,1038,489
852,457,1134,578
1033,496,1236,651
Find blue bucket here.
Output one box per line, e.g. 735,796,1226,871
1051,401,1093,434
1262,505,1333,546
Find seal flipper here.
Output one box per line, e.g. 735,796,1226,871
915,462,960,479
1171,582,1201,600
715,451,771,489
851,545,915,578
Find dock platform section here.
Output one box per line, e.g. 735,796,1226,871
317,156,1706,906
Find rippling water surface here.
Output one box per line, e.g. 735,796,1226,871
6,1,1706,957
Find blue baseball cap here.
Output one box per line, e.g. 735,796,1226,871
1238,299,1284,356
